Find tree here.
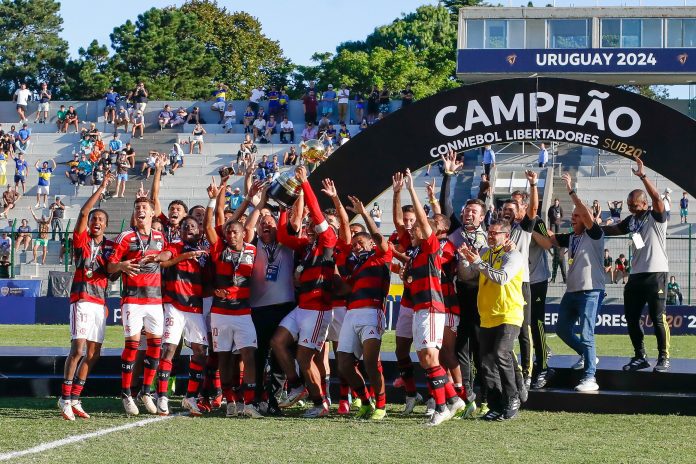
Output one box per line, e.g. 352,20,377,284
0,0,68,99
619,85,670,101
108,7,219,99
63,41,117,99
180,0,291,99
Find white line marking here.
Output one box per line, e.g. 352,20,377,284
0,413,184,461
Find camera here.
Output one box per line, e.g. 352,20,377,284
218,166,232,178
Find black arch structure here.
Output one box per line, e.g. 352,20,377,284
309,77,696,205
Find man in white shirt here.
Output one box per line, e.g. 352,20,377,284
249,86,265,115
337,84,350,123
13,83,32,124
538,143,549,168
280,116,294,143
252,115,266,142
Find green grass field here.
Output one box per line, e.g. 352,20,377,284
2,324,695,359
1,397,696,463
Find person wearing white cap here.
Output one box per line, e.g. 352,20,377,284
661,188,672,225
228,186,243,211
131,109,145,139
321,84,336,119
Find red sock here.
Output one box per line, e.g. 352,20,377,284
157,359,173,396
339,381,350,402
231,371,242,402
121,340,139,395
243,383,256,405
70,378,85,400
375,391,386,409
444,381,457,401
454,384,467,401
353,385,370,402
426,365,448,409
321,377,328,397
142,338,161,393
222,386,235,403
187,361,204,397
397,359,417,396
61,380,72,400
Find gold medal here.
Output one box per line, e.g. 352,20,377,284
568,258,574,265
86,269,93,278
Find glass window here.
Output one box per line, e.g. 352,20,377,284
508,20,525,48
486,20,507,49
466,20,484,49
548,19,589,49
602,19,620,47
526,19,545,48
642,19,662,47
666,19,696,47
621,19,641,47
685,19,696,47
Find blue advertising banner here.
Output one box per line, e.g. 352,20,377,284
0,279,42,297
457,48,696,74
0,297,36,324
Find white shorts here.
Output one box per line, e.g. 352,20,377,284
445,313,460,333
336,308,385,358
394,305,414,339
193,135,204,142
37,185,49,195
121,303,164,338
70,301,106,343
203,297,213,332
279,307,332,351
38,102,50,112
162,303,208,347
210,312,257,352
412,310,445,351
327,306,346,342
212,101,225,111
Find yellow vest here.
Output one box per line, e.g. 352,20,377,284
477,248,524,328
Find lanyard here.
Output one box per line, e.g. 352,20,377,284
569,234,584,260
222,246,249,278
263,242,279,264
133,228,152,258
461,226,485,249
629,212,649,235
87,238,103,272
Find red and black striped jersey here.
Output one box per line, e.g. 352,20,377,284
403,232,445,313
332,239,351,309
109,228,167,305
277,181,337,311
70,230,114,305
396,230,416,309
439,237,460,316
210,240,256,315
346,246,393,310
162,242,209,313
159,212,182,244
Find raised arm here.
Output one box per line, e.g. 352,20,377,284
392,173,405,232
75,172,113,234
51,159,57,169
438,150,463,221
150,153,165,217
205,177,220,245
403,169,432,238
348,195,388,253
215,176,228,226
525,169,539,219
632,158,664,214
321,178,351,244
563,173,594,230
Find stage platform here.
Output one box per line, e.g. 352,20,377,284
2,347,695,415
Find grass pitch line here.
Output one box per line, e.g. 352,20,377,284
0,412,186,461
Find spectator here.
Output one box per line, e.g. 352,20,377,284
477,173,490,203
77,154,92,186
324,123,336,147
238,134,257,166
34,159,56,208
301,121,317,142
591,200,602,224
29,207,52,265
114,107,130,133
222,103,237,133
228,187,244,210
190,124,206,154
302,90,318,124
264,115,277,141
249,85,265,114
0,185,18,219
91,134,105,161
280,115,295,143
15,218,32,254
132,82,149,113
321,84,336,119
103,86,120,123
603,249,614,284
114,153,130,197
338,122,350,145
158,104,174,128
667,276,683,305
482,144,495,177
317,114,330,136
354,92,365,124
108,133,124,162
252,114,266,142
122,141,136,168
140,151,157,179
242,105,255,134
550,246,567,284
1,133,14,158
170,107,188,128
210,83,229,123
661,188,672,225
606,200,623,224
400,83,414,108
337,84,350,123
64,105,80,134
11,152,28,195
65,164,80,187
283,145,298,166
14,123,31,155
378,85,391,114
257,106,268,122
56,105,67,133
186,106,206,125
547,198,563,233
680,192,689,224
279,87,290,118
0,253,9,278
369,202,382,228
35,82,52,124
79,134,93,156
92,162,106,196
255,155,273,181
267,85,280,119
367,85,379,123
270,154,280,180
49,196,65,241
538,142,549,168
168,143,184,175
614,254,629,284
359,118,368,131
13,82,32,123
484,204,495,229
0,231,10,262
131,110,145,139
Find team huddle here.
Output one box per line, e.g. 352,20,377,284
58,150,671,425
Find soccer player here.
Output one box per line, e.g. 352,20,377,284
156,216,211,416
602,158,671,372
336,194,392,420
271,166,337,418
205,178,263,418
459,218,525,421
396,169,464,426
107,197,170,416
150,155,187,243
59,172,114,420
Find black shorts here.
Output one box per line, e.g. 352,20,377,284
16,104,27,111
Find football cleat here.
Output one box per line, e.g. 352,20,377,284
370,408,387,421
236,401,245,415
226,401,238,417
356,399,376,419
197,397,212,413
424,397,436,419
58,398,75,421
392,377,405,388
258,401,269,415
446,397,466,417
137,391,157,415
279,385,308,408
454,400,477,419
403,395,419,415
122,395,139,416
71,400,90,419
211,393,223,409
303,402,329,418
156,396,169,416
477,402,490,418
426,409,451,426
351,397,362,410
182,396,202,416
337,400,351,415
243,403,264,419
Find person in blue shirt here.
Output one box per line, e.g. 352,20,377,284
538,143,549,168
267,85,280,119
228,187,244,210
210,83,229,123
104,87,120,124
680,192,689,224
482,144,496,177
321,84,336,118
77,154,93,185
108,133,124,162
15,124,31,155
11,152,29,195
279,88,290,119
